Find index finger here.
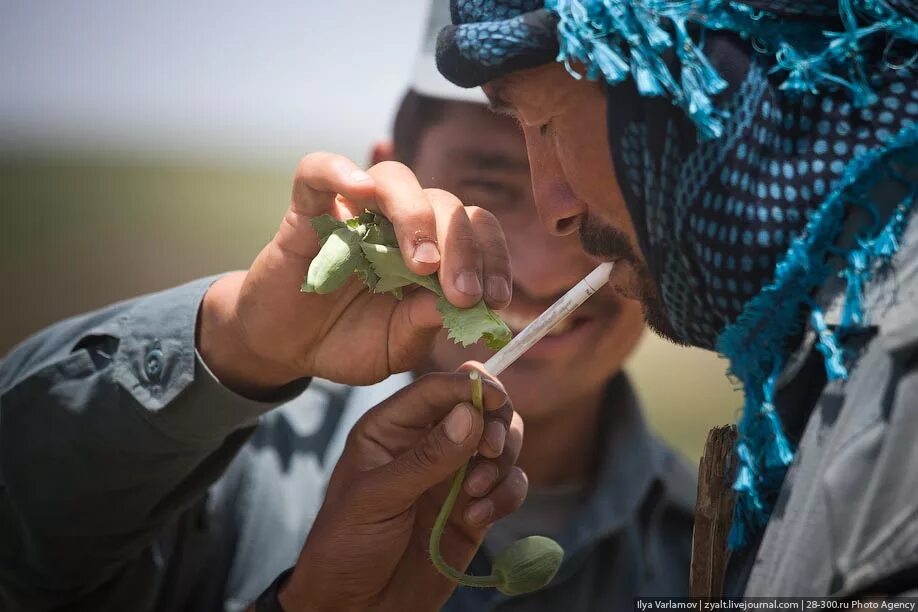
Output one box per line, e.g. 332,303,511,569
275,152,377,261
291,152,377,218
357,161,443,277
368,370,509,433
458,361,512,459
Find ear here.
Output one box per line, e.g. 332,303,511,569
370,140,396,165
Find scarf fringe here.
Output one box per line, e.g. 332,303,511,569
716,125,918,549
546,0,917,139
810,304,850,380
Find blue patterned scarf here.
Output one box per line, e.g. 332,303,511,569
436,0,918,547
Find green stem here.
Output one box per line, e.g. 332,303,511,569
428,371,503,589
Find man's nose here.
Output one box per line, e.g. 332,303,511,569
523,129,587,237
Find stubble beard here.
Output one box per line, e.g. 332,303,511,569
579,217,687,346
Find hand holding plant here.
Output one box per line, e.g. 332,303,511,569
279,367,526,611
302,211,512,349
197,153,513,395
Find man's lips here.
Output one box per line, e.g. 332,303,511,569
499,297,620,338
498,308,604,362
596,254,634,268
501,309,592,337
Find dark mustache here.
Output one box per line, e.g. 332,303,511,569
579,216,639,263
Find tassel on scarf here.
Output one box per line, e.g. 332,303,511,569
811,305,849,381
840,249,868,330
548,0,916,140
718,126,918,549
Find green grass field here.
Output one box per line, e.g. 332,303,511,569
0,155,740,462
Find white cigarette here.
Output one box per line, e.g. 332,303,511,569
483,261,615,376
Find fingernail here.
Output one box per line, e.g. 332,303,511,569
484,421,506,455
466,464,498,496
455,271,482,297
444,403,474,444
348,169,371,183
486,276,511,303
466,499,494,525
413,241,441,264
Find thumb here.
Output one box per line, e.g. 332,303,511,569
386,288,445,373
377,402,483,507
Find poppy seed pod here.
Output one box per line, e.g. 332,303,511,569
492,535,564,596
303,227,361,294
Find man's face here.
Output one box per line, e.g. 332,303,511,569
482,63,681,343
410,100,645,421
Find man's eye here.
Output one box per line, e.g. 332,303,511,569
459,180,520,210
538,121,552,137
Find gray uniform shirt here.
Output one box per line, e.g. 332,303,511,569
0,278,695,611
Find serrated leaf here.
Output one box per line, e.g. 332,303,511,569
359,242,440,295
374,274,414,294
344,210,374,230
310,214,348,244
302,211,512,350
369,214,399,247
364,224,398,247
354,255,379,290
436,298,512,349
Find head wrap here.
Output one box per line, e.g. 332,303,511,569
411,0,489,103
436,0,918,547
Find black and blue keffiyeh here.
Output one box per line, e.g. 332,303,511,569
436,0,918,548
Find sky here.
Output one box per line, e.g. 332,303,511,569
0,0,430,165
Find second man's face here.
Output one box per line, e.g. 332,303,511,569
410,100,645,422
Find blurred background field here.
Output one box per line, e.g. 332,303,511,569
0,0,740,462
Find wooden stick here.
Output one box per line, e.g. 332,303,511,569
689,424,738,598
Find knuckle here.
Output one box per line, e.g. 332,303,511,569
403,209,437,233
468,207,505,237
388,204,436,238
295,151,328,177
415,371,457,391
349,404,391,446
425,188,463,209
468,211,509,254
419,374,472,410
452,231,480,252
347,413,375,445
511,412,524,436
371,159,411,178
509,466,529,491
466,205,497,225
292,152,351,201
482,237,512,265
294,153,313,178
